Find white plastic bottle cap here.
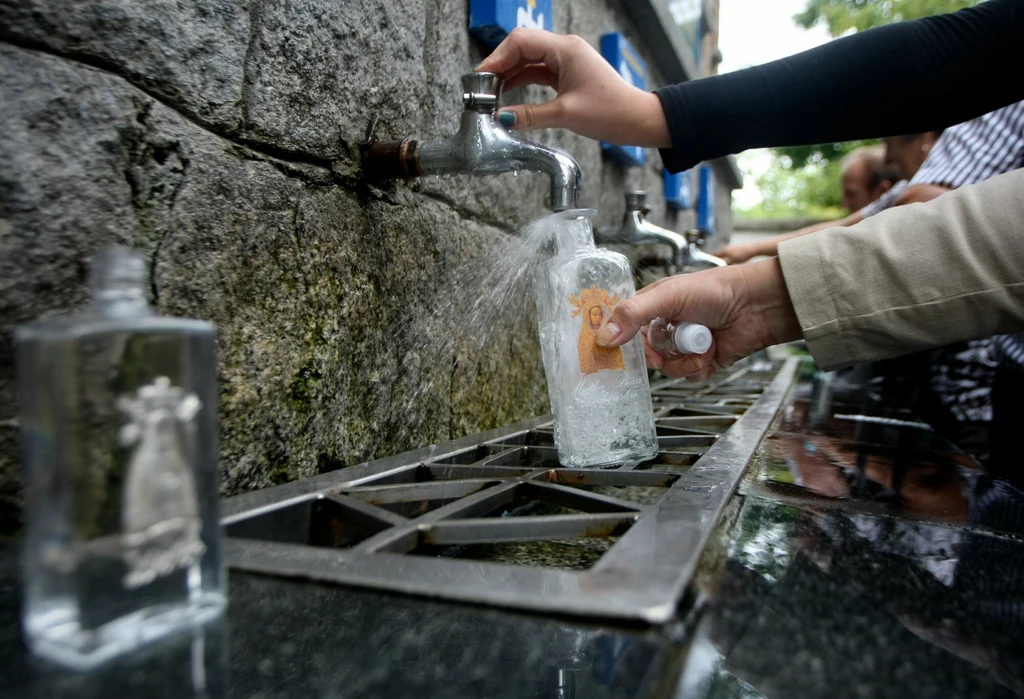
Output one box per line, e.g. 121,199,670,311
674,323,712,355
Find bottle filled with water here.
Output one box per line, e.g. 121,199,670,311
533,210,658,468
15,246,226,670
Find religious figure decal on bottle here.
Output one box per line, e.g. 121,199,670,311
570,285,626,376
117,376,206,589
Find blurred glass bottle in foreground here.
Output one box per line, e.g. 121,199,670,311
15,246,225,670
533,210,658,468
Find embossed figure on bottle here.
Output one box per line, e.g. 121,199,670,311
15,246,225,670
118,377,206,590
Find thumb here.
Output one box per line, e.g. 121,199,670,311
498,98,567,131
596,289,675,348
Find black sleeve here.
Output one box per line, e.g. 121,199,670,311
655,0,1024,172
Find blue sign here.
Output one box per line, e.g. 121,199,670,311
599,32,646,167
469,0,552,50
697,165,715,234
664,169,693,210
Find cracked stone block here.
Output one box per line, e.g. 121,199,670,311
244,0,431,158
0,0,676,232
0,0,249,134
0,44,549,530
0,0,693,533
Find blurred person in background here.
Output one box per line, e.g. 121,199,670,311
716,99,1024,460
717,143,909,265
839,145,902,213
718,98,1024,264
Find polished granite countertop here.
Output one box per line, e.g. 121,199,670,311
3,364,1023,698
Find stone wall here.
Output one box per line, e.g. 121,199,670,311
0,0,724,533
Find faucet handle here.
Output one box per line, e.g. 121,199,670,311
624,190,651,215
462,72,502,112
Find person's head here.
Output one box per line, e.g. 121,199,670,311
839,146,901,212
882,131,943,181
588,305,604,328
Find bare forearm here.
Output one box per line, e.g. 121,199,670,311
749,213,863,258
894,184,952,206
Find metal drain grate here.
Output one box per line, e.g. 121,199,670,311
222,357,798,623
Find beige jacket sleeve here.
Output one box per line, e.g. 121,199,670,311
778,167,1024,371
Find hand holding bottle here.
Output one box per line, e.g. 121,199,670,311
594,259,804,381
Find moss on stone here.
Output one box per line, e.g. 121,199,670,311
289,360,322,418
265,453,293,486
316,451,345,474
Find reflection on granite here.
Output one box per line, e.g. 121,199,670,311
741,369,995,533
686,364,1024,698
221,573,667,699
0,537,669,699
5,362,1024,698
752,428,974,525
678,496,1024,699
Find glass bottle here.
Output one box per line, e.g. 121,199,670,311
15,246,225,670
647,318,713,357
533,210,658,468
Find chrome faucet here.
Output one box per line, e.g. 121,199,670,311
595,191,688,270
680,229,726,273
363,72,581,211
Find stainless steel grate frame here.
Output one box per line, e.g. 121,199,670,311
223,357,798,623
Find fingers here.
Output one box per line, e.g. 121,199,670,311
659,346,716,380
717,248,737,265
718,246,751,265
643,341,665,371
496,58,549,86
635,276,671,296
475,28,564,77
595,283,681,348
496,98,567,131
502,64,558,92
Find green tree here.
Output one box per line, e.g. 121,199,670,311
794,0,982,37
740,140,879,219
742,0,982,219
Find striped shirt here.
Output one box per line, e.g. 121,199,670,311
912,99,1024,189
859,180,908,218
947,102,1024,370
995,333,1024,369
859,100,1024,413
860,99,1024,219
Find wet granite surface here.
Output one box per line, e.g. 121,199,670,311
3,365,1024,698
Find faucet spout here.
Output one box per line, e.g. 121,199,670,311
363,73,581,211
594,191,688,269
682,229,727,272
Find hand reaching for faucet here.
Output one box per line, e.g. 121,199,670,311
474,29,671,148
715,242,762,265
594,259,803,381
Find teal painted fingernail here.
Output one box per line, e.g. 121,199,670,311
498,111,516,128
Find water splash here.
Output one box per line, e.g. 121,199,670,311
369,211,588,458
